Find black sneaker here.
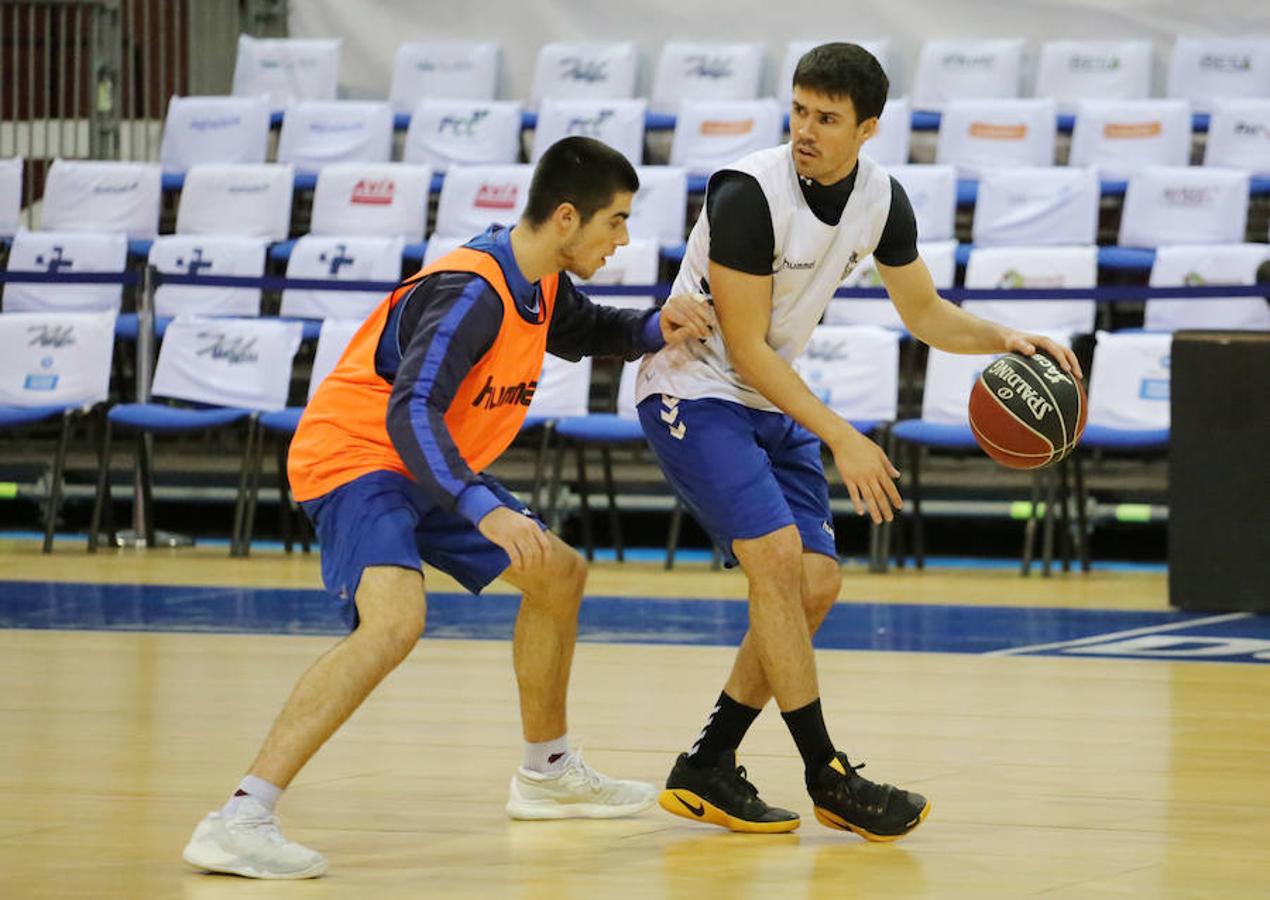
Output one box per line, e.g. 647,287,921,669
809,752,930,841
658,752,800,833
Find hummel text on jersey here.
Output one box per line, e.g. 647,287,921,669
471,375,537,409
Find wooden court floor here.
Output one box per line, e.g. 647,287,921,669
2,541,1268,898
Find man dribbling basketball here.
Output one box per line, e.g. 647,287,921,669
637,43,1082,838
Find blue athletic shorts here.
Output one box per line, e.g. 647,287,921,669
637,395,836,567
300,469,544,629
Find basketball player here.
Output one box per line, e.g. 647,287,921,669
638,44,1082,838
182,137,716,879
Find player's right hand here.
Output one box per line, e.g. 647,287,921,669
478,506,550,572
830,429,903,525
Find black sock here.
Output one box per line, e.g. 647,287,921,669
780,698,836,785
685,691,761,768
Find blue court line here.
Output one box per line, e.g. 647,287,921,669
1,532,1168,574
1,579,1264,664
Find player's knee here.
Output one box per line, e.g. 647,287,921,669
735,527,804,587
805,564,842,620
368,605,425,663
544,544,587,603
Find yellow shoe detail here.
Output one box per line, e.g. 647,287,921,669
828,757,847,776
657,789,800,834
813,800,931,842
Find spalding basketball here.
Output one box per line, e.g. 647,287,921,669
968,351,1087,470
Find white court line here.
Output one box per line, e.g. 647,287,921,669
984,611,1253,657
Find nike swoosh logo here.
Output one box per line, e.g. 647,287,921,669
674,792,705,817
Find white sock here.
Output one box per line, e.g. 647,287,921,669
522,735,570,775
221,775,283,817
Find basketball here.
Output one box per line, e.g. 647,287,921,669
968,350,1087,470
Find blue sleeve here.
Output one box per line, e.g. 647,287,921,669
546,274,664,362
384,275,507,525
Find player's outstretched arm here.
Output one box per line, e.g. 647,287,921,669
877,257,1082,377
710,260,901,524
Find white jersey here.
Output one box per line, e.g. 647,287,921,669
636,144,893,411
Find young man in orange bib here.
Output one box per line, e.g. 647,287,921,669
183,137,714,879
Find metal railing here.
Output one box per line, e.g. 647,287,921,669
1,0,284,228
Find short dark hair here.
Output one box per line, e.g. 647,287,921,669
522,136,640,227
792,42,889,123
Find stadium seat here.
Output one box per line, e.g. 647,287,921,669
3,230,128,314
651,41,765,115
962,245,1099,336
1035,41,1152,116
889,164,957,242
1118,166,1251,248
0,309,115,551
1068,100,1192,182
1145,243,1270,332
275,101,395,174
159,95,271,172
971,166,1100,247
912,39,1025,111
40,159,162,241
669,99,784,178
232,36,341,112
403,100,523,171
1166,37,1270,114
89,315,303,556
531,42,638,106
531,98,647,164
389,41,501,113
936,99,1058,179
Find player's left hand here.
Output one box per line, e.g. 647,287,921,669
659,293,716,345
1003,331,1084,380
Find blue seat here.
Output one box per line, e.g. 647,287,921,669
0,403,103,553
547,412,648,563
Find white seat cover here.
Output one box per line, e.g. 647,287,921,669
1118,166,1251,248
972,166,1099,247
1086,331,1172,430
232,36,341,111
531,98,646,164
433,165,534,239
0,309,116,407
794,325,900,423
310,163,431,241
1145,243,1270,332
651,41,765,115
4,230,128,314
963,245,1098,336
1166,38,1270,114
389,41,500,112
403,100,523,172
935,99,1057,179
912,39,1024,111
629,166,688,247
1069,99,1192,182
1203,99,1270,176
669,99,784,178
151,315,303,412
149,235,268,318
41,159,161,240
159,95,271,172
276,101,394,173
889,164,957,243
531,43,638,106
176,164,295,242
1035,41,1152,115
279,235,404,321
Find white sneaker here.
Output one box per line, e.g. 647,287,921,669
182,796,328,879
506,749,657,820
